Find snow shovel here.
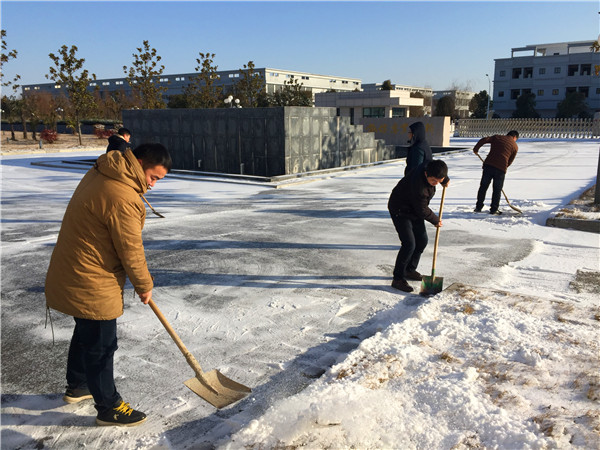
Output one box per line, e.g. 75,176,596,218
420,184,446,297
141,194,165,218
148,299,251,408
474,152,522,214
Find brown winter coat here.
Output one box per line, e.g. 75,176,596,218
473,135,518,173
45,149,153,320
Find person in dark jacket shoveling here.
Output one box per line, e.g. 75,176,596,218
388,159,449,293
404,121,433,175
106,127,132,153
45,143,171,427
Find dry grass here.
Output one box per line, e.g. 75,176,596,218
1,130,105,154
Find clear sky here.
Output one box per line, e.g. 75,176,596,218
1,0,599,95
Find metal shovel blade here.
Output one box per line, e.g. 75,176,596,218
420,275,444,297
184,370,252,409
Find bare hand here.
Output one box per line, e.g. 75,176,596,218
437,220,443,228
139,291,152,305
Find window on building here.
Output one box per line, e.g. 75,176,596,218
102,82,110,86
580,64,591,76
54,84,61,89
524,67,533,79
510,89,520,100
301,76,309,80
578,86,589,97
568,65,578,76
392,108,406,118
522,88,532,94
363,107,385,118
24,87,30,91
596,87,600,95
499,70,506,77
537,89,544,96
539,68,546,75
342,80,348,84
89,82,97,86
566,87,577,94
512,68,522,79
554,67,561,74
115,81,123,85
330,79,337,83
552,89,559,95
498,91,504,97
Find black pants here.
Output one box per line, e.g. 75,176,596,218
476,165,506,212
390,213,428,280
66,317,121,413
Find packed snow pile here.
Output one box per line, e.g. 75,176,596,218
226,284,599,449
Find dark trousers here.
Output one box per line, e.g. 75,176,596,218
67,317,121,413
476,165,506,212
390,213,428,280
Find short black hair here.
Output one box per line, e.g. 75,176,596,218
132,143,172,173
425,159,448,179
507,130,519,139
118,127,131,136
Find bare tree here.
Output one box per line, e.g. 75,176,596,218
185,52,223,108
46,45,97,144
123,40,167,109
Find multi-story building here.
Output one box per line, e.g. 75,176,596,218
492,41,600,118
432,90,477,118
314,89,425,124
21,67,362,102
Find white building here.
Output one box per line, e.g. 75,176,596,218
492,41,600,118
21,68,361,101
314,90,425,125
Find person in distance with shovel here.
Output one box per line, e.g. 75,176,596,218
473,130,519,215
45,143,172,427
388,159,449,293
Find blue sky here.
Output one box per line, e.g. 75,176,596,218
1,1,599,95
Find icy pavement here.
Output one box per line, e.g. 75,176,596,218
1,138,599,449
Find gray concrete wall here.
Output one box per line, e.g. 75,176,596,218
123,107,394,177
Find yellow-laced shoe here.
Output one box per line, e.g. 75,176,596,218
96,400,147,427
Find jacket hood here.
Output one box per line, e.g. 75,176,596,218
96,148,147,194
107,134,126,145
409,121,427,144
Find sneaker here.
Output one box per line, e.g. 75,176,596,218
96,400,147,427
405,270,423,281
391,279,414,293
474,207,483,213
490,210,503,215
63,386,93,404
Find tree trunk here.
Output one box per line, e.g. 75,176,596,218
77,122,83,146
10,123,16,141
595,148,600,205
31,123,37,141
21,114,28,139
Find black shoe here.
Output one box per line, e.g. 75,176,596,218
96,400,147,427
63,386,93,404
474,207,483,213
391,279,414,293
490,210,503,215
405,270,422,281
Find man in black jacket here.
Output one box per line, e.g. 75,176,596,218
388,159,449,292
106,128,132,153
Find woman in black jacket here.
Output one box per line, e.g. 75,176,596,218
388,159,449,292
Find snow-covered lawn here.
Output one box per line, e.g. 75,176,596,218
1,138,599,449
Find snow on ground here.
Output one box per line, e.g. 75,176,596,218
1,138,599,449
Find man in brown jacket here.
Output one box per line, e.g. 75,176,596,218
45,143,171,427
473,130,519,215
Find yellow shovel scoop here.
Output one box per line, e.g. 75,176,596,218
420,184,446,297
148,299,251,408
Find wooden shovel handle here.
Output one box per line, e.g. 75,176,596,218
148,299,205,376
431,184,446,273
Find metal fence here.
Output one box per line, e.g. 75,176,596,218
456,118,600,139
